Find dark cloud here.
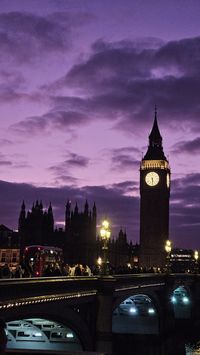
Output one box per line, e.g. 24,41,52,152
0,153,13,167
170,173,200,248
155,37,200,76
0,138,13,145
66,36,200,85
0,153,30,170
172,137,200,154
0,70,48,104
91,37,164,53
49,153,89,171
112,154,139,171
66,153,89,168
0,89,39,103
0,70,31,103
0,160,12,166
48,36,200,133
111,147,140,155
109,146,140,171
48,153,89,184
53,175,79,185
11,36,200,137
109,181,138,195
0,11,92,63
0,70,25,88
11,116,48,136
11,110,89,136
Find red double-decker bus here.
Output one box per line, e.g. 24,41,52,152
23,245,64,277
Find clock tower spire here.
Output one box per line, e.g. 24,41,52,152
139,109,170,269
144,106,166,160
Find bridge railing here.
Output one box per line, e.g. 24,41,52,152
0,273,197,311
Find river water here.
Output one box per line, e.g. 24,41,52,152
112,325,200,355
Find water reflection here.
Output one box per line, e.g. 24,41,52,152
113,327,200,355
113,333,186,355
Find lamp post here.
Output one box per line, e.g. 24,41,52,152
194,250,199,273
165,240,172,273
100,219,111,275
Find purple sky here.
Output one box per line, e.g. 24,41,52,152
0,0,200,249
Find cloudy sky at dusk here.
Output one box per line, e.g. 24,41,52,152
0,0,200,249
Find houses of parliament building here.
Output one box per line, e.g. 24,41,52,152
17,199,134,267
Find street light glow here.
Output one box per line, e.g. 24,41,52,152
102,219,109,229
100,219,111,241
165,240,172,253
99,218,111,275
165,240,172,273
194,250,199,261
100,228,106,238
97,257,102,265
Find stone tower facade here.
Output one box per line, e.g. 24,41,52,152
139,109,170,269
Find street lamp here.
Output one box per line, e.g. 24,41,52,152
97,257,102,266
100,219,111,275
165,240,172,273
194,250,199,273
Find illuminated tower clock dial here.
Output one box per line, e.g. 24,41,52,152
145,171,159,186
166,173,170,188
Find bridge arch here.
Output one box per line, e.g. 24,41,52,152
6,318,82,352
112,291,160,335
2,302,94,351
170,284,192,319
113,289,162,318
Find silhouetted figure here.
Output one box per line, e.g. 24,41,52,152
74,264,82,276
14,265,23,278
0,319,7,355
1,264,11,279
42,264,54,277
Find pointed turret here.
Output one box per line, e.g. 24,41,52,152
39,200,43,210
65,200,71,232
66,200,71,209
149,106,162,145
144,107,166,160
74,202,78,215
18,200,26,232
19,200,26,218
65,200,71,217
84,200,89,215
21,200,25,210
47,202,54,233
35,200,39,209
48,202,53,214
92,202,96,218
118,228,124,239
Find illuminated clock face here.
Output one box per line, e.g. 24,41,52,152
145,172,159,186
166,173,170,188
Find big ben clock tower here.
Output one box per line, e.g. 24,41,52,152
139,108,170,269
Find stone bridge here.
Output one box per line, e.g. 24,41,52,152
0,273,200,354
